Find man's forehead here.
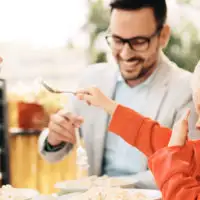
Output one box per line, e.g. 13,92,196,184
109,8,157,37
110,8,156,25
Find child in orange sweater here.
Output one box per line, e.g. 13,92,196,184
76,64,200,200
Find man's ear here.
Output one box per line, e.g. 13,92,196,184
159,24,170,48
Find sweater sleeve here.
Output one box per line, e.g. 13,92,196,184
148,142,200,200
108,104,172,156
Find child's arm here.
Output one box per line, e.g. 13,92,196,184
76,87,172,157
149,111,200,200
149,142,200,200
108,104,172,156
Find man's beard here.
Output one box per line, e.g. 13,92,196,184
121,48,159,81
125,61,157,81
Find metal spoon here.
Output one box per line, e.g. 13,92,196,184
40,80,76,94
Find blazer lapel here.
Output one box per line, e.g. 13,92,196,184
144,55,171,120
92,68,119,175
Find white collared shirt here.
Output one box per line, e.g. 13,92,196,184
103,66,159,176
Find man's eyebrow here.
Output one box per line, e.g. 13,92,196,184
110,33,148,40
111,34,122,38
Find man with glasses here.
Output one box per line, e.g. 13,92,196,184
39,0,199,189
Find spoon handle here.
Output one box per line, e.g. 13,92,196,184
75,128,81,147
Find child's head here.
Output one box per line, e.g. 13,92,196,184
191,61,200,128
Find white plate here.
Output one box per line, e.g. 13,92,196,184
0,188,39,199
57,193,82,200
31,194,56,200
15,188,39,199
55,176,138,193
57,188,162,200
129,189,162,200
55,176,96,193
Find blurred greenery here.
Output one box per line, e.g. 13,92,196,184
87,0,200,72
87,0,109,63
164,22,200,72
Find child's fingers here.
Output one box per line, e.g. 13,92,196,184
76,93,92,102
180,109,190,136
196,118,200,129
183,109,190,121
168,110,190,147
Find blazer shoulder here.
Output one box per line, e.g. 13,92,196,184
169,64,192,89
167,64,193,107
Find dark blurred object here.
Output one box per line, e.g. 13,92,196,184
0,79,10,185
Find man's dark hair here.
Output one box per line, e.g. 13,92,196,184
110,0,167,28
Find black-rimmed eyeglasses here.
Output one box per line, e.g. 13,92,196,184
105,26,162,52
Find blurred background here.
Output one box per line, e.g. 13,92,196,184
1,0,200,194
1,0,200,88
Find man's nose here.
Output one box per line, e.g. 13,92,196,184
120,43,135,60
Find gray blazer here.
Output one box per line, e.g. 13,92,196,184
39,53,199,189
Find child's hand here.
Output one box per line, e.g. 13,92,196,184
191,62,200,129
192,88,200,129
168,109,190,147
76,87,109,107
76,87,118,115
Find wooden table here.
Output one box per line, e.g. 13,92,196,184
9,129,78,194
